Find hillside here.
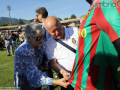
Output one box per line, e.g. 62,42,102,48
0,17,28,24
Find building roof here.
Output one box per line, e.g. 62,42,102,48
0,16,85,30
60,18,80,23
80,15,85,24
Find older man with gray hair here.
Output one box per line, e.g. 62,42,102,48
14,22,69,90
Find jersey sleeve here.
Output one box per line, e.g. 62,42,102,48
94,4,120,42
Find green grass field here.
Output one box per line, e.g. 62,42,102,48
0,46,120,90
0,48,61,90
0,50,14,87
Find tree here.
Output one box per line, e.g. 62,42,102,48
0,23,9,26
64,18,69,20
70,14,77,19
18,18,24,25
26,19,34,23
58,17,62,21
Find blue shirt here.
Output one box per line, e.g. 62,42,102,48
14,40,53,90
42,23,51,41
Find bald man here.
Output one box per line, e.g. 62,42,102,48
44,16,79,90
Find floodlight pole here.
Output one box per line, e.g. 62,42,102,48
7,5,11,26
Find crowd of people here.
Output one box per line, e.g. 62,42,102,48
0,32,4,51
1,0,119,90
0,31,19,56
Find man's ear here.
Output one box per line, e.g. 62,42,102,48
41,14,43,18
27,36,31,41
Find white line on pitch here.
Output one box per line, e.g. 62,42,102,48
0,62,14,67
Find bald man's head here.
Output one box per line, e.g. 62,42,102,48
44,16,65,39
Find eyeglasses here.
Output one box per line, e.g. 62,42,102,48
36,15,38,17
31,36,44,41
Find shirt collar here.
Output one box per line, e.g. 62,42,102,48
42,22,44,28
26,40,41,55
64,27,69,39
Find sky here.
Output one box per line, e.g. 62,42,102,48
0,0,90,20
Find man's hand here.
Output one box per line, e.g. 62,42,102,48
52,78,70,88
59,78,70,88
34,17,39,22
60,69,70,78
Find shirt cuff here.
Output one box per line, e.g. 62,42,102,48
40,75,53,86
46,78,53,85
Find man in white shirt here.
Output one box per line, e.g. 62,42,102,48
44,16,79,90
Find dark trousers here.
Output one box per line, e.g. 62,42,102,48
58,74,74,90
36,88,41,90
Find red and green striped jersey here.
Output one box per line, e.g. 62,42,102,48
69,0,120,90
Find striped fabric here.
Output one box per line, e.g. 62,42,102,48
69,0,120,90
